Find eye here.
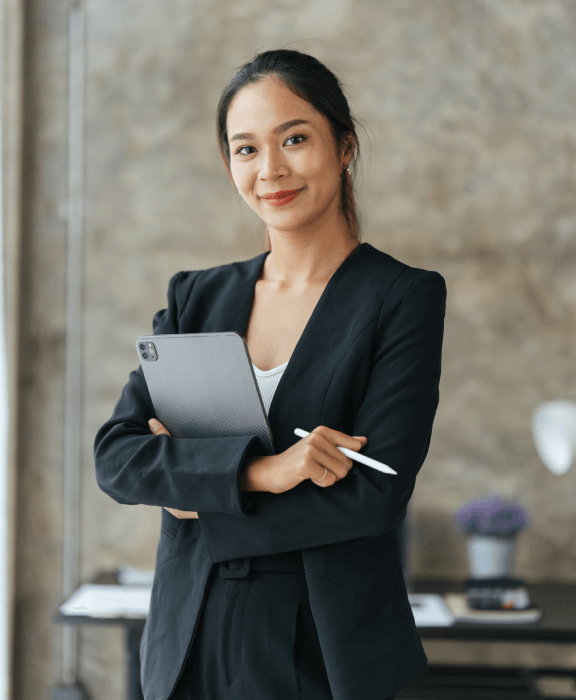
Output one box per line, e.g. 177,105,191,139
233,133,307,156
235,145,256,156
285,134,306,146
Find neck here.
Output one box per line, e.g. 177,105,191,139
264,211,359,288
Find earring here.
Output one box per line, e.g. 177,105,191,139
341,166,351,178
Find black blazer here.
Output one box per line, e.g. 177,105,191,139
94,242,447,700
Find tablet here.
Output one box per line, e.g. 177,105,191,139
135,332,276,455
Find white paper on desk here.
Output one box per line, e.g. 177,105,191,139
59,584,152,618
408,593,455,627
117,565,155,586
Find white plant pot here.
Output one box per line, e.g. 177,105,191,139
466,534,516,579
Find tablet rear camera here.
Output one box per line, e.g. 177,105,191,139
139,341,157,362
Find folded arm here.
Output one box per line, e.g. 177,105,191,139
93,368,266,517
93,270,267,518
198,270,447,562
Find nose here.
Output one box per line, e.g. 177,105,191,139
258,146,289,181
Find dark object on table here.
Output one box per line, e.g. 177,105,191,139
464,576,531,610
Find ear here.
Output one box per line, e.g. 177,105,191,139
340,133,357,165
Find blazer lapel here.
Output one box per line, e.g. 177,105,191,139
264,242,376,451
191,242,385,453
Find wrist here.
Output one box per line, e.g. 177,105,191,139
241,455,271,492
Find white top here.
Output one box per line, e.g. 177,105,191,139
252,361,288,416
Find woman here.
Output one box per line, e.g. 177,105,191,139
94,49,447,700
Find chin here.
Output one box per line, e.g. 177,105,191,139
264,214,312,232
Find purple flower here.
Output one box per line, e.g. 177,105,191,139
454,494,530,537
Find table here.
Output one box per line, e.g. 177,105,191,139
54,576,576,700
400,578,576,699
54,572,146,700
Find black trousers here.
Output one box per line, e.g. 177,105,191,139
170,553,395,700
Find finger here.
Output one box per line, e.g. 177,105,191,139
312,426,366,451
309,432,354,471
149,418,171,436
308,443,351,482
164,507,199,519
164,507,182,518
311,463,335,487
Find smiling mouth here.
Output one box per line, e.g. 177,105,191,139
262,189,303,206
263,188,302,199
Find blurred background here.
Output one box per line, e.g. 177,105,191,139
2,0,576,698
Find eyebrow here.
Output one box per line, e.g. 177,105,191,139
229,119,311,142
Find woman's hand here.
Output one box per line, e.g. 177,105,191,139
148,418,199,519
243,426,368,495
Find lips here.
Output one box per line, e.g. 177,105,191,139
262,189,302,200
262,188,303,206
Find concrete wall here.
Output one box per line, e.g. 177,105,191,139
11,1,576,698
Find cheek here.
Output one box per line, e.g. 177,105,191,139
231,166,253,196
297,147,339,189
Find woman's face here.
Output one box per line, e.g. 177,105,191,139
226,76,350,236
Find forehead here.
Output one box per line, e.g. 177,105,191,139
226,76,326,136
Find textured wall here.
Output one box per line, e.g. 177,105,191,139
15,1,576,698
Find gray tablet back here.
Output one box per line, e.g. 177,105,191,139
135,332,276,455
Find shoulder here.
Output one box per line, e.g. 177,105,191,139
168,250,267,301
154,251,267,334
360,242,446,303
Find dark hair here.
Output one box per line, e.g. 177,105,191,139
216,49,362,250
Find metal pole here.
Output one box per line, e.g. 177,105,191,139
0,0,25,697
0,6,10,699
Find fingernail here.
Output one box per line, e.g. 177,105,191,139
149,418,159,429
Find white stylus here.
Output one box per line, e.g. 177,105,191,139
294,428,397,475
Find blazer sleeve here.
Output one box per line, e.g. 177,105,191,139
93,270,267,518
198,270,447,562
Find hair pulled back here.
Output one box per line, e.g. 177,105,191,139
216,49,362,249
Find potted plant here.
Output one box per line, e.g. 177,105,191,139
454,494,530,579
